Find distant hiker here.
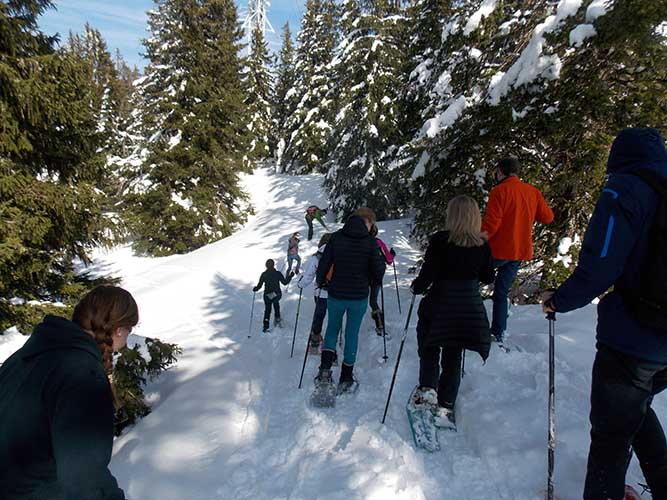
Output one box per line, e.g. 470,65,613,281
314,207,385,395
481,157,554,343
253,259,294,332
305,205,328,241
297,233,332,354
369,223,396,335
286,232,302,275
542,128,667,500
410,195,495,430
0,285,137,500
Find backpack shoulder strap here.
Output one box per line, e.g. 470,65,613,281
628,169,667,197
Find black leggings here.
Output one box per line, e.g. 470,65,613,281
263,295,281,324
418,345,462,408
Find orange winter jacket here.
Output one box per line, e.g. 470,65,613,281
481,176,554,261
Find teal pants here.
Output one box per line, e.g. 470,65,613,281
322,297,367,365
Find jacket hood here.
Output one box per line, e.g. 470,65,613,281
342,215,372,239
607,128,667,175
21,315,102,362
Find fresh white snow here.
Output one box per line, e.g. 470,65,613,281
1,168,664,499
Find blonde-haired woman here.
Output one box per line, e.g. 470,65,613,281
0,285,137,499
410,195,495,430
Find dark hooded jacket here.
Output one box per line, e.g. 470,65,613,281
316,215,385,300
553,128,667,363
255,268,292,297
0,315,125,500
413,231,495,360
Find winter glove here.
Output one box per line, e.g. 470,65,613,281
253,286,260,292
389,248,396,257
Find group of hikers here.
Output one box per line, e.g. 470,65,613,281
0,128,665,499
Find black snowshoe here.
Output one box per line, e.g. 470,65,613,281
310,368,336,408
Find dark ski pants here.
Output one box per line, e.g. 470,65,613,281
263,295,281,327
584,343,667,500
310,297,328,336
306,216,314,241
418,343,463,409
369,284,381,312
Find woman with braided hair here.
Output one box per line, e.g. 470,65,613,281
0,285,138,500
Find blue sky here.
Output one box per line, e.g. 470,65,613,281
39,0,305,70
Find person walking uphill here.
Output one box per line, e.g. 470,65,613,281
0,285,137,500
305,205,328,241
286,232,302,275
411,196,495,430
297,233,332,354
542,128,667,500
481,157,554,343
313,207,385,399
369,223,396,335
253,259,294,332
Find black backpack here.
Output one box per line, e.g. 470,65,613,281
621,169,667,330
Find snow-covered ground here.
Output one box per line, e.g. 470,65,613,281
2,168,665,499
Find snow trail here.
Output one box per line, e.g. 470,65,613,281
22,168,666,499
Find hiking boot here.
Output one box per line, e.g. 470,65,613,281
433,405,456,430
262,320,270,333
371,309,383,331
314,367,333,385
274,317,283,328
308,333,323,355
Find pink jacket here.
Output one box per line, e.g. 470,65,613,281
376,238,394,265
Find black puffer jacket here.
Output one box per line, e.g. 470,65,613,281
413,231,495,359
0,315,125,500
316,215,386,300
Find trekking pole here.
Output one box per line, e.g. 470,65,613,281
247,291,256,338
546,311,556,500
392,261,402,315
461,350,466,379
380,280,388,362
290,288,303,358
381,293,416,424
298,329,311,389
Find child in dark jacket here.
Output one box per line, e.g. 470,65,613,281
254,259,294,332
411,195,495,430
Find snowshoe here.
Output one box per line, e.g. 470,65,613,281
432,405,457,431
406,386,440,452
308,334,323,355
274,318,284,328
310,369,336,408
624,485,642,500
337,378,359,396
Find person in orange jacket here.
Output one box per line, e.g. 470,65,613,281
481,157,554,343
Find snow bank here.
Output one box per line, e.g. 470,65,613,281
488,0,584,105
0,327,28,364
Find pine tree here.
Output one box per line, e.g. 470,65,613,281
273,22,297,161
323,0,409,219
0,0,110,322
279,0,339,173
245,24,274,162
408,0,667,295
122,0,251,256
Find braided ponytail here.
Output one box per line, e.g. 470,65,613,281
72,285,139,408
